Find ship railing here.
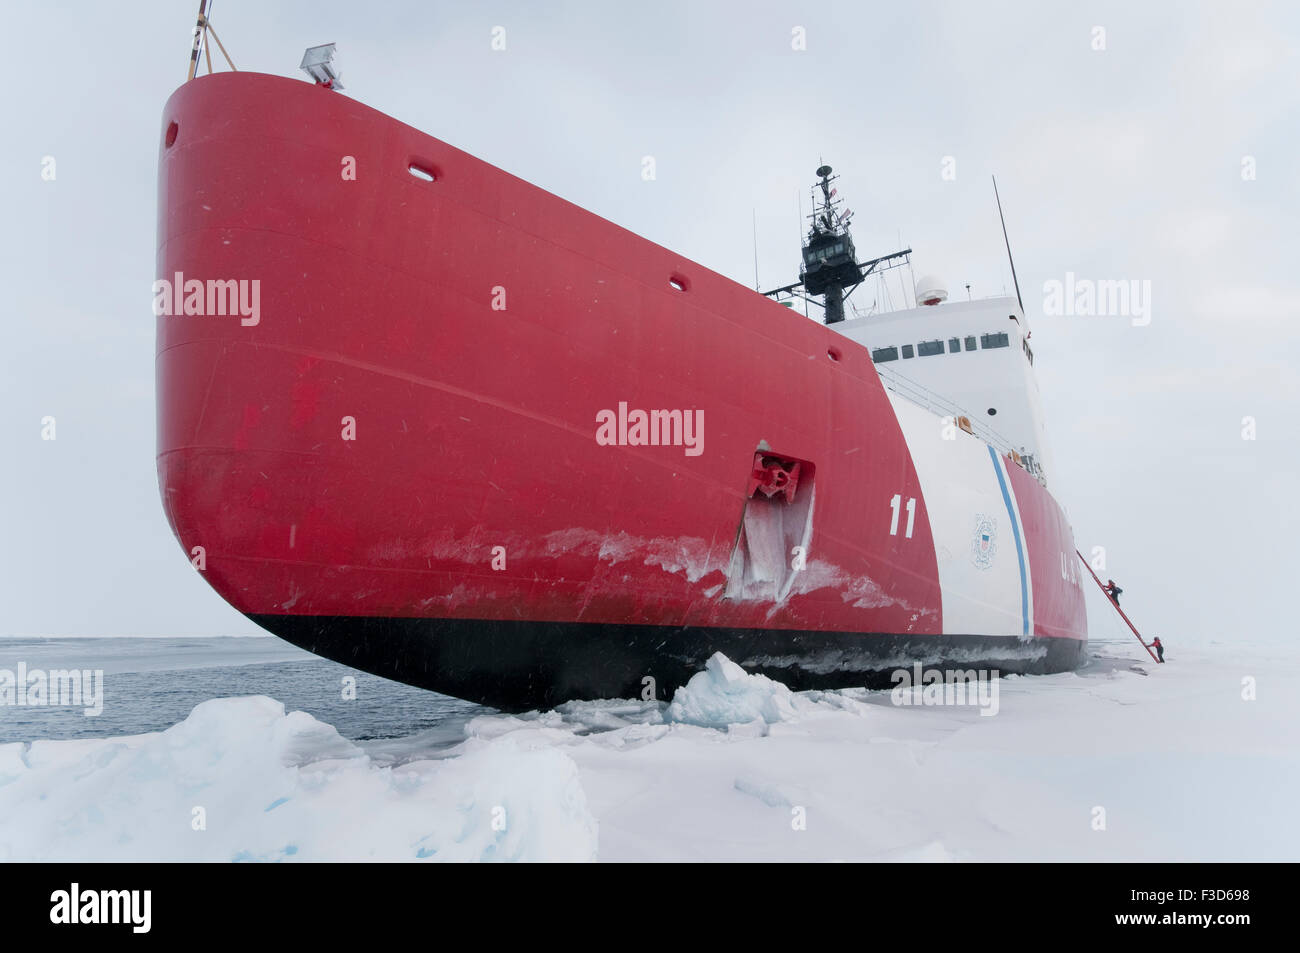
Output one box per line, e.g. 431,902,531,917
874,363,1047,486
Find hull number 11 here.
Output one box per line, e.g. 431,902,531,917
889,494,916,538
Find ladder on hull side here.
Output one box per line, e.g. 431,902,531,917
1076,550,1161,663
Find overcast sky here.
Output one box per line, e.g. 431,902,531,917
2,1,1296,648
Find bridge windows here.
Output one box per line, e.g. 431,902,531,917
917,340,944,357
900,344,915,359
964,335,977,351
871,346,898,363
981,332,1010,349
948,337,961,353
803,241,848,265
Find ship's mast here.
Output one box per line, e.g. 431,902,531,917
184,0,239,81
761,165,911,325
806,165,859,324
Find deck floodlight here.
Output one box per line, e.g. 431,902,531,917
300,43,344,90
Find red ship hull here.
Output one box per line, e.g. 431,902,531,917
156,73,1086,709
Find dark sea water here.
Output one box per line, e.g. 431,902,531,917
0,637,492,745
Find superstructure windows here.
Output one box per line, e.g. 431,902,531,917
870,331,1016,364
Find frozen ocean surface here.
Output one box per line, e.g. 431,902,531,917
0,635,1295,862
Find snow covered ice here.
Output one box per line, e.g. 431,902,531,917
665,651,811,727
1,643,1296,862
0,696,596,862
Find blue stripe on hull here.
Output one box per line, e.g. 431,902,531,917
988,445,1030,637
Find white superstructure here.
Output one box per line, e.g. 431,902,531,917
832,294,1055,487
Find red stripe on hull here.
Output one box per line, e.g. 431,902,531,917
1004,461,1087,639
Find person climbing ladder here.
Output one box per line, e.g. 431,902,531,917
1150,636,1164,663
1076,552,1159,665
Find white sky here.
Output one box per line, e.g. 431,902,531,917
2,1,1297,648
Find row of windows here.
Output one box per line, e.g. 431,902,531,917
872,332,1009,364
804,241,848,264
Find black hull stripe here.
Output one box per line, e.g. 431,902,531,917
249,614,1088,712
